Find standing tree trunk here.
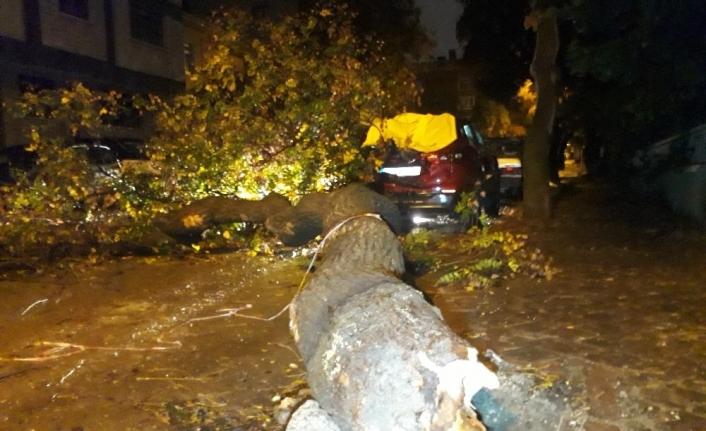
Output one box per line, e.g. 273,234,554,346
522,3,560,219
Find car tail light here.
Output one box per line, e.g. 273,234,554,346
502,166,521,174
424,153,439,161
423,152,460,162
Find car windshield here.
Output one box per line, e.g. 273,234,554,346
87,145,117,164
488,139,522,156
110,140,148,160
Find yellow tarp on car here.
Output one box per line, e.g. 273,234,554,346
362,113,457,153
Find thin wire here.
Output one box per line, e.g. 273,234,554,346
215,212,383,322
1,213,386,362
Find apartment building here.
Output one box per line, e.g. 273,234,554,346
0,0,192,148
415,51,478,122
0,0,303,151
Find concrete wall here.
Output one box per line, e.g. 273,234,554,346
182,14,209,89
39,0,107,61
0,0,25,40
0,74,28,147
112,1,185,82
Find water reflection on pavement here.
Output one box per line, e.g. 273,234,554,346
426,180,706,431
0,254,304,430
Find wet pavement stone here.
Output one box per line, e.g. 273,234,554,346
584,421,621,431
584,364,622,421
424,179,706,431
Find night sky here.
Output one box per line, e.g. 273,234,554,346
184,0,465,59
416,0,463,58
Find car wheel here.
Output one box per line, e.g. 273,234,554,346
483,192,500,217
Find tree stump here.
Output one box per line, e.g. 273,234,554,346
323,183,403,234
289,215,499,431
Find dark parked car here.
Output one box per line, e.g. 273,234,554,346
486,137,523,198
1,138,154,184
71,138,159,176
375,124,500,230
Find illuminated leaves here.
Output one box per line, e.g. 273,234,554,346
0,84,157,255
0,5,421,258
182,214,205,228
149,4,419,201
403,225,549,291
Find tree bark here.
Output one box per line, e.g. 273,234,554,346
289,215,499,431
151,184,404,246
151,194,292,240
523,4,560,219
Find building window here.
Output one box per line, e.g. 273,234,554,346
129,0,164,46
184,43,196,74
458,78,473,92
458,95,475,111
59,0,89,20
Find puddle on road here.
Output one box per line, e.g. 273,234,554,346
0,254,306,430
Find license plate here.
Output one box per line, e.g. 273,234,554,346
379,166,422,177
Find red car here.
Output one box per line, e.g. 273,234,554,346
375,124,500,230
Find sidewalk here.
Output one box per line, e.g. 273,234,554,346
426,178,706,430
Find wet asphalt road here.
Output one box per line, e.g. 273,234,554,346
0,254,304,430
1,176,704,431
427,178,706,431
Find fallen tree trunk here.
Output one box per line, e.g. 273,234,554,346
264,192,329,247
152,184,403,246
288,214,499,431
152,194,292,239
322,183,403,234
